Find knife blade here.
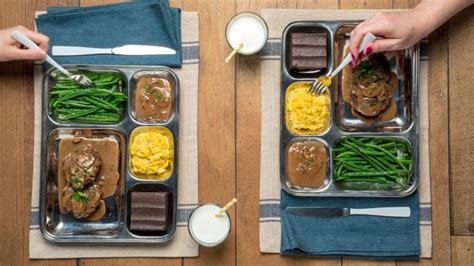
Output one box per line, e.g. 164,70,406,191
286,207,410,218
52,45,176,56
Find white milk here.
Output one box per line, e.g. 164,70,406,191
188,204,231,247
226,13,268,55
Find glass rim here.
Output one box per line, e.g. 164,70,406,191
187,203,232,247
225,12,269,55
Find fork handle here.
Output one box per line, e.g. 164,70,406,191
10,31,72,77
330,32,376,78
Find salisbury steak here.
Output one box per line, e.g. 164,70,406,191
350,53,397,119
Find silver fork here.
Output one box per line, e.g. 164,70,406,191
10,31,94,88
309,32,376,95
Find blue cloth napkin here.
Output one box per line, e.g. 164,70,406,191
36,0,182,67
281,190,420,258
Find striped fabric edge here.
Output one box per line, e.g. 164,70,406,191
30,204,199,230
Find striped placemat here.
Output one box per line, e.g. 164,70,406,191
29,11,200,259
258,9,432,258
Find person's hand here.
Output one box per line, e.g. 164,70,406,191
349,0,472,65
0,26,49,62
349,10,429,64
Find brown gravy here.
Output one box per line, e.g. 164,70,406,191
341,49,397,124
134,76,174,122
285,140,328,188
58,137,119,220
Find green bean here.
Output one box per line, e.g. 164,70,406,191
58,107,100,120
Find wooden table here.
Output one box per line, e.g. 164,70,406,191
0,0,472,265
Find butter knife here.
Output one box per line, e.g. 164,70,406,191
286,207,410,218
52,45,176,56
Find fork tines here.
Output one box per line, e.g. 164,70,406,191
73,75,94,88
308,80,327,95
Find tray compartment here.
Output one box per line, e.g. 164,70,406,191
128,126,176,181
126,183,176,241
130,70,178,124
332,135,415,192
46,68,128,126
42,128,126,240
284,81,332,136
333,25,415,132
283,137,331,191
282,22,333,79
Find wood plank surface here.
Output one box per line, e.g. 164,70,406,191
448,5,474,237
451,236,473,266
340,0,392,9
0,0,472,265
182,1,237,266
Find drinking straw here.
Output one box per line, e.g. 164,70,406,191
214,198,237,217
224,43,243,63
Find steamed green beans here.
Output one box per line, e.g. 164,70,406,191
333,136,412,189
49,71,127,123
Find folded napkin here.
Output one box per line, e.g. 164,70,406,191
36,0,182,67
280,190,420,258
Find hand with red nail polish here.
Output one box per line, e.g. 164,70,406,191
364,45,373,56
0,26,49,62
348,0,472,59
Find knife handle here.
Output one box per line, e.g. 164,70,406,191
350,207,411,218
52,46,112,56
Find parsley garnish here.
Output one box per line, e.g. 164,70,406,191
155,92,163,101
143,84,151,95
72,191,89,204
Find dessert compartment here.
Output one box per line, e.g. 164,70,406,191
282,22,333,78
126,183,176,240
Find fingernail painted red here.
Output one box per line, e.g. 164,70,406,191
351,52,358,61
364,46,373,55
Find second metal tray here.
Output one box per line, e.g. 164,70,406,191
280,21,420,197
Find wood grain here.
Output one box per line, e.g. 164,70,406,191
0,0,471,265
392,0,420,9
340,0,392,9
448,5,474,237
451,236,473,266
183,0,237,265
425,24,451,266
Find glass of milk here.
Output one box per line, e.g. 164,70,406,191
225,12,268,55
188,204,231,247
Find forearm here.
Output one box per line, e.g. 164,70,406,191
414,0,472,35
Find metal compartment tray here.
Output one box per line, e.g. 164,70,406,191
280,21,420,197
40,65,179,243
